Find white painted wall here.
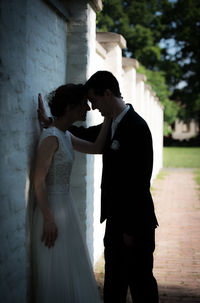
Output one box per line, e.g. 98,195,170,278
135,76,163,180
122,58,138,105
66,2,101,264
0,0,68,301
0,0,103,300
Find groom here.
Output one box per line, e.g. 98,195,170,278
38,71,159,302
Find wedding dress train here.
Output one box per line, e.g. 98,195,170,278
32,127,101,303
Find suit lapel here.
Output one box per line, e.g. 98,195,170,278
111,104,134,141
104,122,112,150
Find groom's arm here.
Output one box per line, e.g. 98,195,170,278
69,124,102,143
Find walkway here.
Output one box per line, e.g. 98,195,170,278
95,168,200,302
153,168,200,303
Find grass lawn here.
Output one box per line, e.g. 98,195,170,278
163,147,200,195
163,147,200,168
194,169,200,193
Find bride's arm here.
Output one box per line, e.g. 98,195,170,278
70,118,111,154
34,136,58,248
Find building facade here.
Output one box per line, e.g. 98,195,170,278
172,119,199,141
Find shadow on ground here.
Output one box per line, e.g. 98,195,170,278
95,273,200,303
158,285,200,303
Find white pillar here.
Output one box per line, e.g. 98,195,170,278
96,32,126,84
122,57,139,106
136,73,147,117
91,32,127,264
66,0,102,265
136,74,163,181
144,84,152,127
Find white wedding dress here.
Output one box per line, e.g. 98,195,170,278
32,127,101,303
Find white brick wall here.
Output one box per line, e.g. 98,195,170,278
0,0,68,301
65,2,98,263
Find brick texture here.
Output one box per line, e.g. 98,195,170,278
153,168,200,303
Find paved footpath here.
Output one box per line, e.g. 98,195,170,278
153,168,200,303
95,168,200,302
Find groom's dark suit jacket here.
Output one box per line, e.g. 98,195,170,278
70,105,158,236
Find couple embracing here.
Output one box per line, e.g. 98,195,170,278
33,71,159,303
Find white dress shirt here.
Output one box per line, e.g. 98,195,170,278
111,105,130,139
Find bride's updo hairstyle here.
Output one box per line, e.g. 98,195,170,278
47,84,86,119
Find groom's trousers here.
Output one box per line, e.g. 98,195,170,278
103,218,159,303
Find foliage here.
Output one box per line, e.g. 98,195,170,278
97,0,163,69
164,135,200,147
160,0,200,120
97,0,200,131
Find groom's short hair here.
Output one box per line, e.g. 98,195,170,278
84,71,121,97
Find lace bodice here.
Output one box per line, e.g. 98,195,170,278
39,127,74,193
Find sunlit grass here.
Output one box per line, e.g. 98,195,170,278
194,169,200,198
194,169,200,185
163,147,200,168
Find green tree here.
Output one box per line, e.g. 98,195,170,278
97,0,200,134
97,0,163,69
160,0,200,127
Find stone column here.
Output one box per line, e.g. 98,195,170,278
157,98,164,174
144,84,152,127
150,95,164,180
136,73,147,118
96,32,126,84
66,0,102,265
122,57,139,106
91,32,127,264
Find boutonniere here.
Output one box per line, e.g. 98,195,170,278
111,140,120,151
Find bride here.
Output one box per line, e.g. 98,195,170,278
32,84,110,303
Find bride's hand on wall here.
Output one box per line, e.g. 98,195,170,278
41,219,58,248
37,93,52,128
